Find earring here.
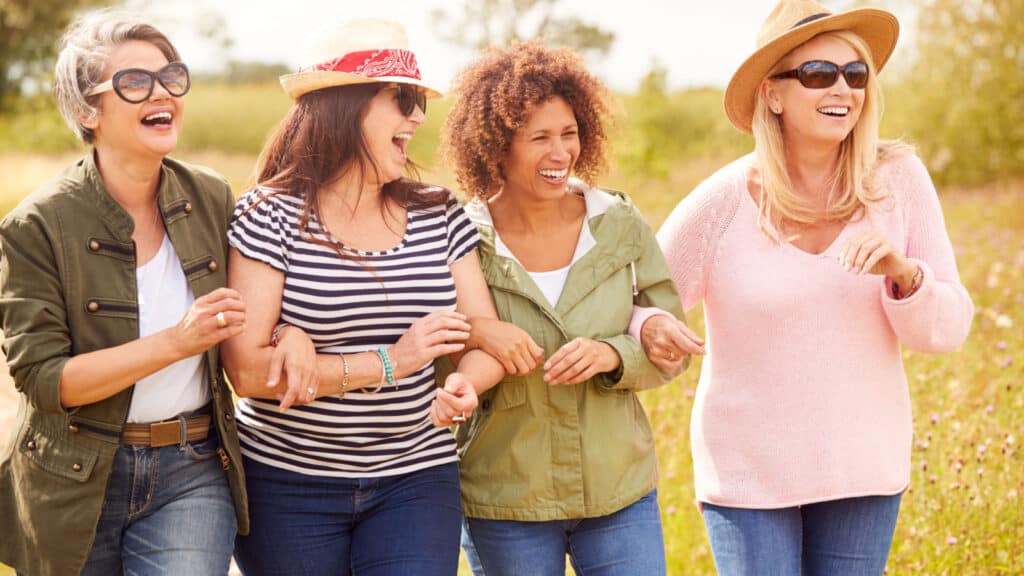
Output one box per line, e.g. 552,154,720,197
771,106,781,114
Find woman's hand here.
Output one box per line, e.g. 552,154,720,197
543,337,620,386
839,228,917,288
430,372,479,427
468,317,544,376
390,311,471,377
171,287,246,358
640,314,705,371
268,325,320,412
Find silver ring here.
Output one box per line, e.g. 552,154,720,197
667,352,675,361
306,387,315,398
452,412,466,423
215,311,227,328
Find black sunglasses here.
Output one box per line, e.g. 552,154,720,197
389,84,427,116
85,62,191,103
770,60,869,90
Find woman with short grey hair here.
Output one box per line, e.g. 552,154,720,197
0,10,249,575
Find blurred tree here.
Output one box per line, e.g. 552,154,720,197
198,61,291,84
0,0,108,110
896,0,1024,185
431,0,614,56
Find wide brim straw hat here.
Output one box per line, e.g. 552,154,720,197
280,18,443,100
724,0,899,133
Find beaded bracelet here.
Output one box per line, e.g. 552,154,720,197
270,322,290,347
376,347,396,389
337,353,349,398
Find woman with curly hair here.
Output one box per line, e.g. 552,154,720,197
440,41,696,576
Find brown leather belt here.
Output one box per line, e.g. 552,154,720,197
121,414,212,448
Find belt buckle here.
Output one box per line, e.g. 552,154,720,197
149,420,181,448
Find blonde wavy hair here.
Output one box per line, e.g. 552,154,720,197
752,30,912,241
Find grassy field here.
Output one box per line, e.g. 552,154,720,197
0,150,1019,575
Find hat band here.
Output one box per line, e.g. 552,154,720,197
300,48,423,81
792,13,830,29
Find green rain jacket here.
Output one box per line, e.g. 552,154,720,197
449,185,687,521
0,152,248,576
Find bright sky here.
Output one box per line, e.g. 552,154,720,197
134,0,915,92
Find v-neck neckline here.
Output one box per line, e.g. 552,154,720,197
739,165,857,260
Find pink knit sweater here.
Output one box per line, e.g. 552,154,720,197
655,152,974,508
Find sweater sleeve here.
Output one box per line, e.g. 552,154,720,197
879,155,974,353
656,167,739,311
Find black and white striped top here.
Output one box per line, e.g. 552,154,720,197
227,187,480,477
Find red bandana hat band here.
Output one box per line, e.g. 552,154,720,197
278,18,443,100
301,49,423,82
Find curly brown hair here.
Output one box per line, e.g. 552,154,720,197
441,41,612,197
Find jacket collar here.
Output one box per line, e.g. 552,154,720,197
81,150,190,241
471,183,644,317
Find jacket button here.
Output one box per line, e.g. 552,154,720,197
69,424,80,433
72,463,82,472
87,301,99,313
25,440,37,450
184,202,193,214
88,240,100,252
224,412,234,421
207,260,218,272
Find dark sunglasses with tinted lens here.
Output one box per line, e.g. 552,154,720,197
85,62,191,103
392,84,427,116
770,60,869,90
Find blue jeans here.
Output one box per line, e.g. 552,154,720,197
461,489,666,576
702,493,903,576
81,427,236,575
234,458,462,576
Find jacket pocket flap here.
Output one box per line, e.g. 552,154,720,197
491,376,527,411
19,425,99,483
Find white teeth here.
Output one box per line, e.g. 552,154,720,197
539,168,568,178
144,112,172,121
393,133,412,141
818,106,849,116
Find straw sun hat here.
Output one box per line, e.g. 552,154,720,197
279,18,443,100
724,0,899,133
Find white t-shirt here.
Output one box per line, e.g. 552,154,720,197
126,234,207,423
527,265,573,307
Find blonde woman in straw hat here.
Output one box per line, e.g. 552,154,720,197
221,18,505,575
648,0,974,573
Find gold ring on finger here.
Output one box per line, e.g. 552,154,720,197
306,386,315,398
215,311,227,328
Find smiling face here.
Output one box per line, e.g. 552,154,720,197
764,34,866,150
360,84,425,185
502,96,580,201
83,40,183,160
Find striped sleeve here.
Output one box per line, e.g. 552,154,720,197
444,193,480,265
228,188,291,272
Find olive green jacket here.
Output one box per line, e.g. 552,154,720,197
0,152,248,576
450,186,687,521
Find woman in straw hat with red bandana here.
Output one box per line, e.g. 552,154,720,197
647,0,974,573
222,19,505,575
